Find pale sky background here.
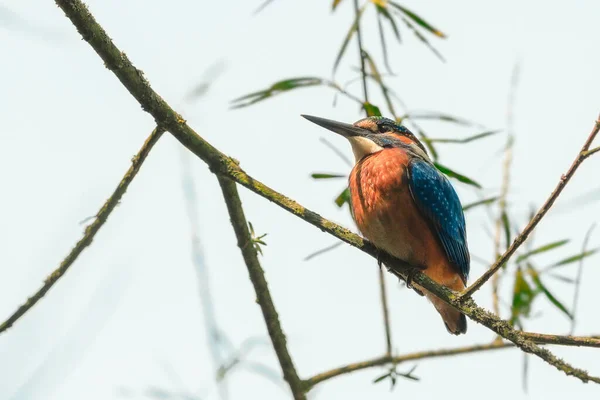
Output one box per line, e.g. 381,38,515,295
1,1,599,399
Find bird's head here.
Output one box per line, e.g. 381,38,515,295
302,115,429,163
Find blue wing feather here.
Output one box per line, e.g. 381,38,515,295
408,159,470,282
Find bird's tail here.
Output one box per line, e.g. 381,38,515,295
429,297,467,335
421,275,468,335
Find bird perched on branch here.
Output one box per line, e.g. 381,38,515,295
303,114,470,335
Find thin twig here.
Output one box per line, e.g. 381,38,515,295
521,332,600,348
492,63,518,317
217,176,306,400
571,223,596,334
304,342,513,388
352,0,394,357
0,126,165,334
378,267,392,356
181,149,229,399
304,331,600,389
461,116,600,299
354,0,368,105
492,136,512,316
49,1,600,384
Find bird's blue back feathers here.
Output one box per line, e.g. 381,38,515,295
408,158,470,282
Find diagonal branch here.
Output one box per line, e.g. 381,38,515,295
304,332,600,388
461,116,600,298
49,0,600,384
217,176,306,400
0,126,165,334
520,332,600,348
304,341,513,388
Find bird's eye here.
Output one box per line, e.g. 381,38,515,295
378,124,389,133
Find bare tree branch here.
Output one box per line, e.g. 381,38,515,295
304,331,600,389
461,116,600,298
0,126,165,334
304,342,514,388
520,332,600,348
217,176,306,400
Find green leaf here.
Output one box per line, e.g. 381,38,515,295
402,111,481,127
389,2,446,38
398,15,445,61
375,4,401,42
462,196,498,212
501,211,511,253
375,9,392,73
231,77,325,108
510,267,536,326
375,4,401,73
546,273,576,284
373,372,392,384
333,5,366,73
527,265,573,320
304,242,343,261
311,173,346,179
427,130,502,144
362,51,397,118
407,122,438,160
545,248,599,270
335,187,351,207
253,0,276,14
433,163,482,188
332,0,345,11
363,102,382,117
515,239,569,263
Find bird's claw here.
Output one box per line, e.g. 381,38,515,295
405,265,427,293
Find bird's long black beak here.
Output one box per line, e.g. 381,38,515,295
301,114,367,138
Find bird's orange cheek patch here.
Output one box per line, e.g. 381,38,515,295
393,134,415,145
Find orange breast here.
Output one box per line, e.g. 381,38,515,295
348,148,462,290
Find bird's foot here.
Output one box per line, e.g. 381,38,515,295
405,264,427,296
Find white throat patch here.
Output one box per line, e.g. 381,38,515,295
348,136,384,162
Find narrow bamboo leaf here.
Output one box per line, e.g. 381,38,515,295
362,51,397,118
401,111,481,127
332,0,345,11
510,267,535,325
363,102,382,117
254,0,276,14
373,372,392,384
376,9,393,73
427,130,502,144
408,122,438,160
398,16,445,61
335,187,351,207
434,163,481,188
462,196,498,212
501,211,511,251
304,242,343,261
545,248,599,270
399,372,420,382
515,239,569,263
333,5,366,74
311,173,346,179
389,2,446,38
319,137,353,167
231,77,324,108
527,265,573,320
376,4,401,42
546,273,576,284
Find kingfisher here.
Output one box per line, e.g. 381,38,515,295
303,114,470,335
